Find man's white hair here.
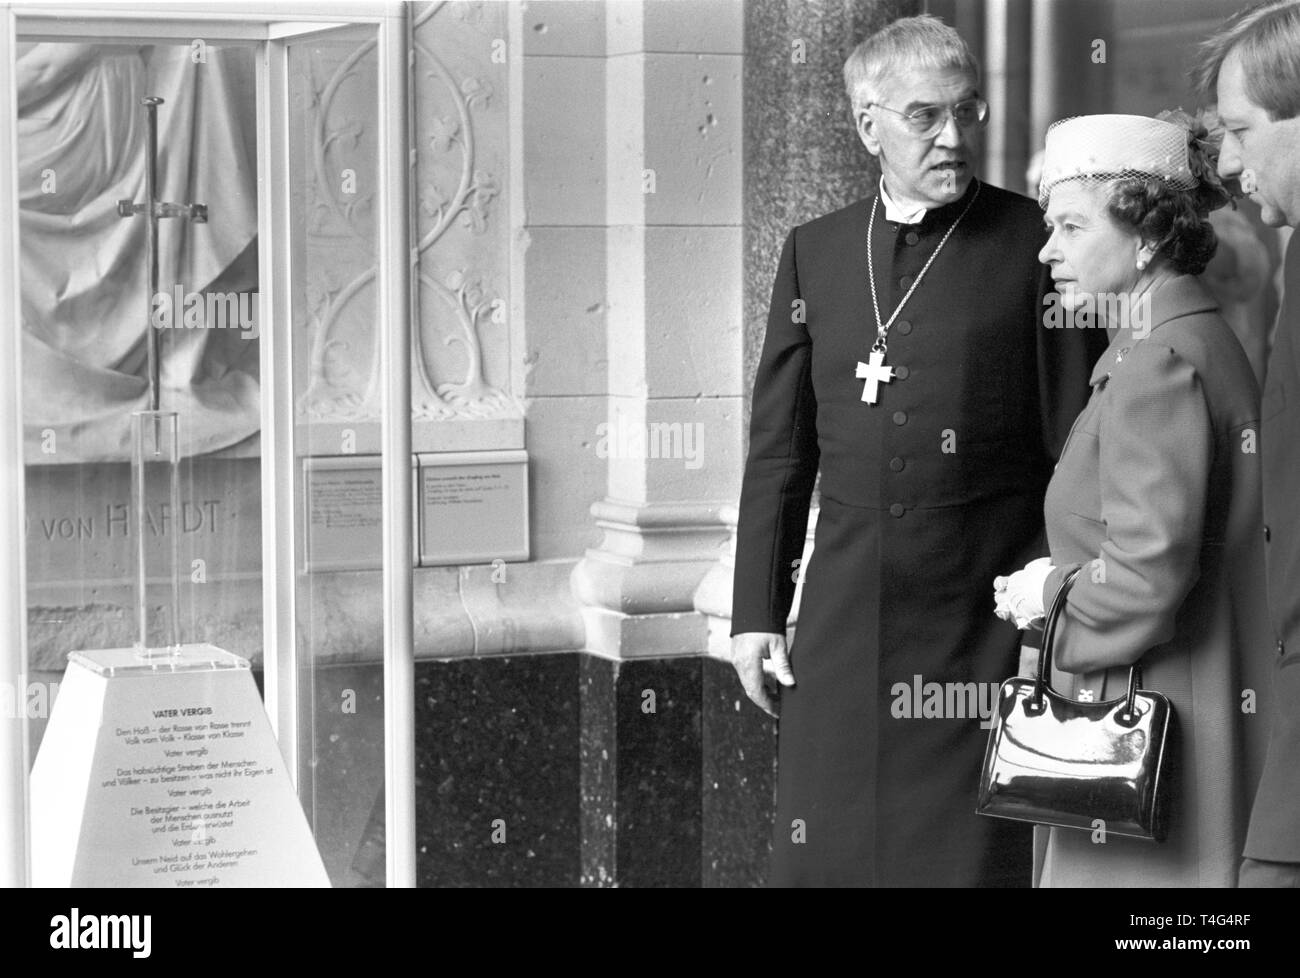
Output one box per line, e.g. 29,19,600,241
843,14,980,115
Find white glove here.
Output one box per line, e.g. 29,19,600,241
993,557,1055,629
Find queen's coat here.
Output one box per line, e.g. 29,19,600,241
1036,274,1272,887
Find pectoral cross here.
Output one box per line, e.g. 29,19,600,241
856,349,894,404
117,96,208,414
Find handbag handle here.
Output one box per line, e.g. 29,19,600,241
1029,564,1143,724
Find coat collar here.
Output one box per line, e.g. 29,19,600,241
1087,275,1220,387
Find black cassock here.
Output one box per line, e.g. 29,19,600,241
732,179,1102,887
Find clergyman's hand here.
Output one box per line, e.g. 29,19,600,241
730,632,795,719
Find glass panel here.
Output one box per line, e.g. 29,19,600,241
19,37,263,767
284,29,387,887
1,10,31,890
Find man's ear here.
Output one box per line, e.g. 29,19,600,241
856,108,881,156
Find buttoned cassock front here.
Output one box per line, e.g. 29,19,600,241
1035,275,1272,887
731,180,1102,886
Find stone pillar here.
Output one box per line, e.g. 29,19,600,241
569,0,745,659
983,0,1033,190
1029,0,1115,147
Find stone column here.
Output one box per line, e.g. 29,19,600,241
569,0,746,660
983,0,1033,189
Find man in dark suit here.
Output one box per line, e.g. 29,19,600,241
728,14,1100,886
1196,0,1300,888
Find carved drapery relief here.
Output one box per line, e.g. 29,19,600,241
17,43,260,462
299,0,512,425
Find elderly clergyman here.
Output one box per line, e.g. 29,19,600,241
1196,0,1300,889
728,14,1102,886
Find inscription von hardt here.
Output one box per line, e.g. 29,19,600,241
27,501,222,542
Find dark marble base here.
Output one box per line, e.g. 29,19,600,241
579,655,778,887
702,656,777,887
414,653,582,887
580,656,704,887
308,652,777,887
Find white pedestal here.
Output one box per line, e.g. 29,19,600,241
31,643,330,887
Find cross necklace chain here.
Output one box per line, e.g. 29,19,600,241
857,180,981,404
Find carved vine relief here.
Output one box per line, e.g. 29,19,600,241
301,0,510,424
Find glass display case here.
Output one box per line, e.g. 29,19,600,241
0,1,416,887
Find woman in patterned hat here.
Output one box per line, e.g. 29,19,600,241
995,112,1272,887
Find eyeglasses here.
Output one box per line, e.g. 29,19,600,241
867,97,989,139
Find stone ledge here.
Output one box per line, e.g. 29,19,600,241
26,559,586,672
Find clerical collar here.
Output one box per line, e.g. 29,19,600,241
878,178,928,225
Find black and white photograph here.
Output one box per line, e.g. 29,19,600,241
0,0,1297,945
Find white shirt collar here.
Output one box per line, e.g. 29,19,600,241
878,177,928,225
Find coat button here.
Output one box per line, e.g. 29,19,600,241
890,456,905,472
897,320,913,335
1279,639,1287,656
892,411,908,426
899,275,913,289
889,503,905,517
894,365,910,380
905,231,920,246
1264,524,1271,543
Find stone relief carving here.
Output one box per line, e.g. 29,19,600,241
299,40,380,422
16,43,260,462
413,0,510,420
300,0,512,425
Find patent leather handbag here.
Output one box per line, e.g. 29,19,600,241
976,566,1175,842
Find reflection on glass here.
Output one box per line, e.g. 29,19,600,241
288,34,386,886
